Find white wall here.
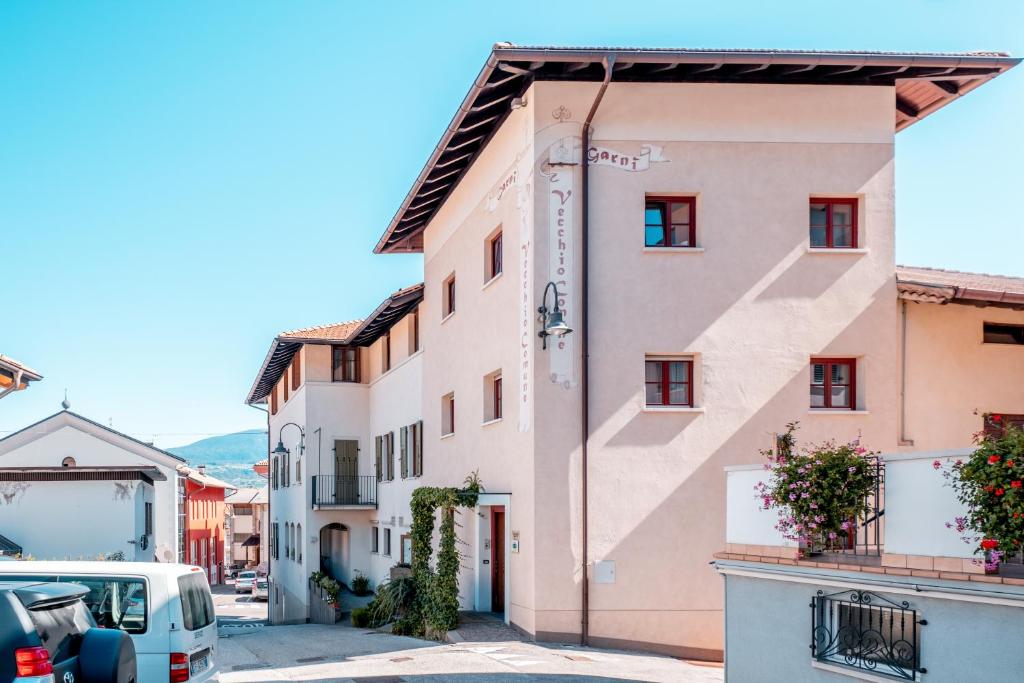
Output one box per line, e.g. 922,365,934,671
725,466,797,548
884,451,974,558
0,479,153,561
0,419,180,561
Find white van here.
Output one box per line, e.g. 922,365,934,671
0,561,218,683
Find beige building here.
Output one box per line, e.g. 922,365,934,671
369,46,1019,659
225,486,268,571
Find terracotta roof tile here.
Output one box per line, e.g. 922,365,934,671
897,265,1024,306
278,320,362,342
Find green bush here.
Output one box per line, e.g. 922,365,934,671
350,607,370,628
350,571,371,596
368,576,416,627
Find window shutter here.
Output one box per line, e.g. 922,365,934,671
387,432,395,481
375,436,383,483
415,420,423,476
400,426,409,479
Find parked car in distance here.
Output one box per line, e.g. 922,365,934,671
0,562,217,683
251,577,268,602
234,571,256,595
0,579,136,683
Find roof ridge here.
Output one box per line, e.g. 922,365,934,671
278,319,363,337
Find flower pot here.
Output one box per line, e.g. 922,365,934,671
390,566,413,580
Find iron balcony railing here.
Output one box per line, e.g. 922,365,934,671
823,456,885,558
311,475,377,508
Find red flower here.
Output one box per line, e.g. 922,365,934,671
996,488,1005,496
985,485,995,493
1015,513,1021,519
981,539,999,550
1009,460,1016,467
1013,481,1023,489
989,455,1002,464
932,460,942,470
993,414,1003,422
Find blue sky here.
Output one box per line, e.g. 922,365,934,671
2,1,1022,448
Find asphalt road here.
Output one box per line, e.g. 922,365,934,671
214,580,268,629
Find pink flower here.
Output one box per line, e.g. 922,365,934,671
848,466,857,474
932,460,942,470
854,447,866,455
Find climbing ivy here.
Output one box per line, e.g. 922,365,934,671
406,471,481,638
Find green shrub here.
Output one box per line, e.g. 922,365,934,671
350,607,370,628
350,571,371,596
368,576,416,627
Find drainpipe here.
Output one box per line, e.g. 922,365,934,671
580,54,615,647
899,299,914,446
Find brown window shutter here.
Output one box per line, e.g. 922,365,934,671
415,420,423,476
292,351,301,391
270,388,278,415
387,432,395,481
375,436,383,483
400,426,409,479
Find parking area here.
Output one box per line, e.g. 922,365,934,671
214,580,267,627
214,621,723,682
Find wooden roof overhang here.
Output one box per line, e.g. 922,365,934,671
375,46,1019,254
246,284,424,404
0,466,167,485
346,284,424,347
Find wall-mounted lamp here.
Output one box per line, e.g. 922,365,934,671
538,281,573,350
272,422,305,457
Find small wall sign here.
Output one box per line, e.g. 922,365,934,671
511,531,520,553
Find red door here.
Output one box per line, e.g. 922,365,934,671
491,507,505,613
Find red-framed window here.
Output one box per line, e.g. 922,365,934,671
645,197,696,248
494,376,503,420
444,276,456,317
490,232,503,278
810,358,856,409
644,359,692,406
809,198,857,248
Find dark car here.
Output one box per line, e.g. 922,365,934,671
0,580,136,683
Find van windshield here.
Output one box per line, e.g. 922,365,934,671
178,572,215,631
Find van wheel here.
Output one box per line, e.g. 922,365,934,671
80,628,137,683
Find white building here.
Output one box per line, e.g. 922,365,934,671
0,465,161,561
0,410,185,562
247,284,423,624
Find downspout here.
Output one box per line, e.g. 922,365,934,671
580,54,615,647
899,299,913,446
248,401,271,610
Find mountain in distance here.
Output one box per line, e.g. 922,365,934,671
168,429,268,489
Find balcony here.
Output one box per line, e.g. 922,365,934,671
311,475,377,510
723,450,1001,577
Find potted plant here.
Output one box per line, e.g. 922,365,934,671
757,423,879,556
938,421,1024,576
389,563,412,580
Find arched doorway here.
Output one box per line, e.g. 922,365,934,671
319,522,350,585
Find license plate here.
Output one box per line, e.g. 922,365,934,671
190,657,208,675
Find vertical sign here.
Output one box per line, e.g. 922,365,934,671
546,138,576,387
517,164,534,432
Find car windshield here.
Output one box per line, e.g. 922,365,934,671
239,572,255,579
